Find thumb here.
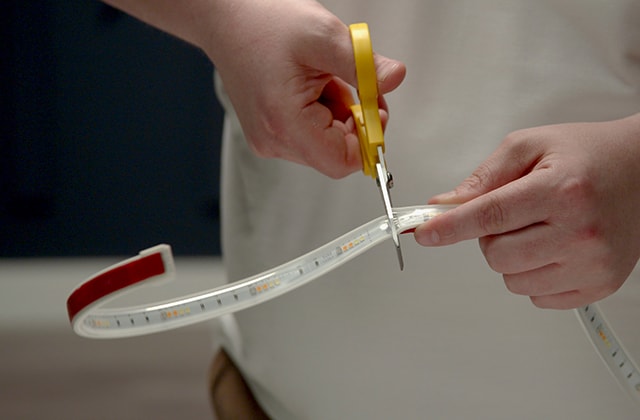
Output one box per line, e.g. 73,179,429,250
429,134,544,205
374,53,406,95
301,22,405,94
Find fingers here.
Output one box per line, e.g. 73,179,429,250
479,226,621,309
473,216,619,309
529,289,610,310
478,223,562,275
428,132,545,204
415,170,555,246
245,74,393,179
416,131,553,245
303,118,363,179
374,53,407,95
296,16,406,95
317,78,355,122
502,264,623,310
283,54,403,178
283,101,364,178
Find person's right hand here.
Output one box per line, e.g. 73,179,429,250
204,0,406,178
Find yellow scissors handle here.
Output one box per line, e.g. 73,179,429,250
349,23,384,178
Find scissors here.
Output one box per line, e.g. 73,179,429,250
349,22,404,270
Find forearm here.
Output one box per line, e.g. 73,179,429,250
100,0,315,72
102,0,219,51
101,0,406,178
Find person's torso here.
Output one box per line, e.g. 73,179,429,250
217,1,640,418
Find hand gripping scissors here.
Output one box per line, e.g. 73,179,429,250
349,23,404,270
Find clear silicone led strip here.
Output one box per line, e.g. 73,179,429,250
66,204,640,409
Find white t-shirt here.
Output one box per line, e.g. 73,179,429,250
216,1,640,418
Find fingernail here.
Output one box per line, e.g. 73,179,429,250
430,230,440,244
416,229,440,245
417,226,456,246
377,61,398,83
430,191,457,204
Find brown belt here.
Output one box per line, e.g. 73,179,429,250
209,348,271,420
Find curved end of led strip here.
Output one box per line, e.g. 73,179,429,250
67,244,176,338
66,204,640,410
67,205,454,339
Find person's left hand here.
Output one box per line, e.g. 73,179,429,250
414,113,640,309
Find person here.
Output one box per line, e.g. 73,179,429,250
104,0,640,418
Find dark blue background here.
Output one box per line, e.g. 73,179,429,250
1,1,224,256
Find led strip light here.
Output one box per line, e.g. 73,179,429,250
66,204,640,409
576,304,640,406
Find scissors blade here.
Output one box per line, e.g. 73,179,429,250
375,146,404,271
349,23,404,270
